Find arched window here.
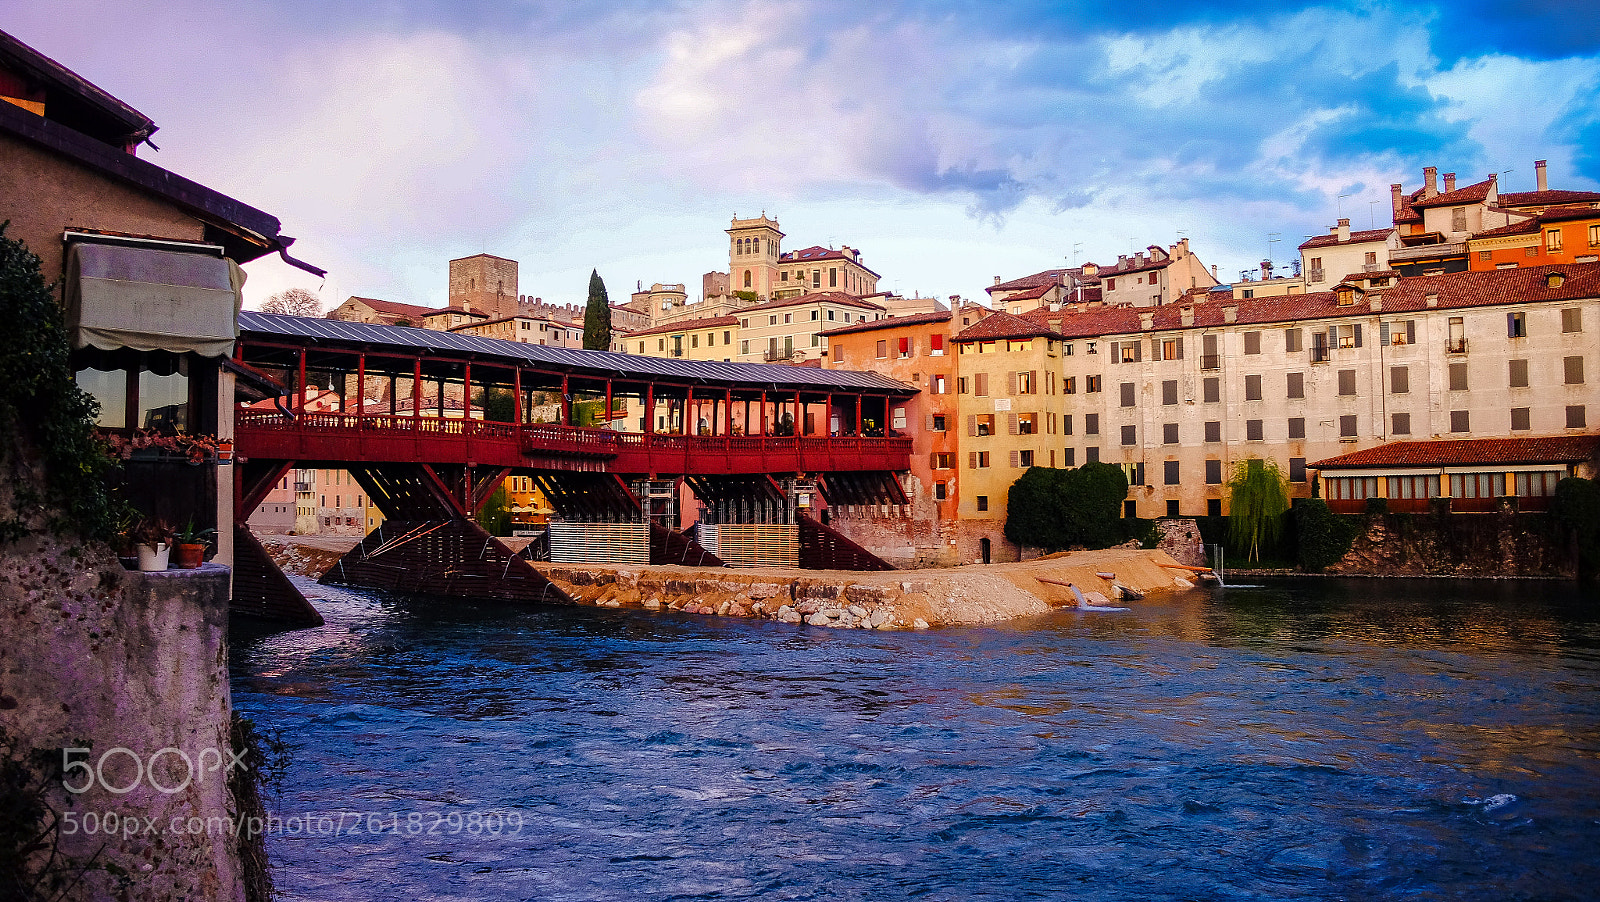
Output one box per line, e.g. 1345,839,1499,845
744,270,752,288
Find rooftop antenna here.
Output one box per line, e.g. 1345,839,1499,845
1070,242,1083,266
1267,232,1281,265
1337,193,1352,219
1369,199,1379,229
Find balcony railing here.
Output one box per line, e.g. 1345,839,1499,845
1311,345,1331,363
763,348,796,362
1389,241,1467,262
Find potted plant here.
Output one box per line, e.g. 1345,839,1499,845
171,518,216,569
131,516,174,571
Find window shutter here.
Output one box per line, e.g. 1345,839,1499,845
930,452,939,468
1009,450,1019,468
1008,413,1019,435
1151,338,1161,359
926,414,935,431
1029,371,1037,393
1380,322,1390,345
1007,371,1018,395
1353,324,1363,347
1328,325,1338,348
969,451,978,469
1109,341,1120,363
1176,337,1184,359
1134,341,1143,362
1047,412,1056,434
1406,320,1415,344
967,415,976,437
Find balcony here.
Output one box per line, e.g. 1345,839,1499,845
1446,338,1468,354
1389,241,1467,263
763,348,797,362
1311,346,1331,363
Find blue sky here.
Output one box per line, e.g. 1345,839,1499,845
6,1,1599,310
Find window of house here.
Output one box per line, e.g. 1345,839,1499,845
1086,375,1102,393
875,340,887,358
1017,449,1034,467
740,340,750,354
1511,407,1531,431
1569,405,1588,428
784,313,793,324
1120,382,1136,406
1450,410,1470,432
812,270,821,288
1017,413,1038,435
934,482,947,501
1509,359,1529,388
1064,376,1077,394
1565,355,1585,384
830,267,838,288
1120,343,1138,363
1243,331,1261,355
1286,372,1305,399
1508,312,1527,338
1337,323,1361,348
1284,328,1302,353
1338,369,1357,395
1205,459,1222,484
975,373,989,396
1448,317,1466,352
1107,278,1116,291
1381,320,1415,346
931,414,947,432
1340,414,1357,438
1290,458,1307,483
1447,362,1468,391
1085,414,1100,435
1163,422,1179,444
810,310,818,321
1204,421,1221,443
970,452,991,469
932,452,954,469
1246,419,1264,441
1203,377,1220,403
973,414,996,436
1121,424,1137,446
1288,417,1306,439
1563,308,1583,333
899,337,911,358
1392,412,1411,435
932,375,947,394
1590,224,1600,247
976,495,988,511
1086,447,1100,463
1245,374,1262,400
1161,339,1181,360
1383,365,1407,394
1547,229,1564,253
930,334,945,355
1016,371,1035,394
1452,207,1467,232
1164,460,1180,485
1063,414,1073,435
1162,380,1178,405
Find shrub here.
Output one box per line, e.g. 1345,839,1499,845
1004,462,1129,551
1364,496,1389,515
1553,476,1600,575
1295,497,1358,571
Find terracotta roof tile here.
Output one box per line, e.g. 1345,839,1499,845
1310,435,1600,469
818,310,951,337
777,245,881,277
1299,227,1393,250
333,297,434,318
988,268,1074,293
954,309,1062,342
1498,189,1600,208
1412,177,1493,209
622,315,741,339
736,291,885,314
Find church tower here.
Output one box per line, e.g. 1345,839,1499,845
726,214,783,300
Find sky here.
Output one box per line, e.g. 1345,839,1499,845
6,1,1600,313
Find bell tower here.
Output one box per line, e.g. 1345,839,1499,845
726,213,783,300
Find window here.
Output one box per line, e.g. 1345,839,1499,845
1565,356,1585,384
1086,447,1100,463
784,313,793,324
1086,375,1102,393
1563,308,1583,333
1017,450,1034,467
972,414,996,436
1120,382,1136,407
1288,417,1305,439
1391,366,1409,394
1452,207,1467,232
810,310,818,321
1511,407,1531,431
1064,376,1077,394
1015,371,1035,394
969,452,991,469
1569,405,1588,428
812,270,821,288
1162,380,1178,405
931,452,954,469
1546,229,1564,253
1338,369,1357,395
1509,359,1529,388
740,340,750,354
1205,460,1222,484
930,334,945,355
1160,339,1181,360
1449,362,1469,391
1245,374,1262,400
1085,414,1100,435
1243,331,1261,354
830,267,838,288
1451,472,1503,499
1285,328,1302,352
1208,499,1223,517
1508,312,1527,338
1107,278,1116,291
1447,317,1466,352
1591,224,1600,247
957,377,968,394
1381,320,1414,345
1392,412,1411,435
1290,458,1307,483
769,315,778,325
1203,377,1220,403
1164,460,1180,485
1016,413,1037,435
1163,423,1179,444
974,373,989,396
1336,323,1362,348
1063,414,1073,435
1514,472,1562,497
898,337,911,358
1340,415,1357,438
931,415,947,432
1119,342,1139,363
1246,419,1263,441
1121,424,1137,446
933,481,947,501
932,374,947,394
1204,421,1221,443
1287,372,1304,399
691,334,699,349
1450,410,1470,433
976,495,988,511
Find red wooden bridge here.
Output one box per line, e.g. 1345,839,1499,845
229,312,920,627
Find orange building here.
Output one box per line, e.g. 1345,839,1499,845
821,311,959,564
1468,204,1600,272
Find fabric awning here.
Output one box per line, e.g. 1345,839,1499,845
66,241,244,357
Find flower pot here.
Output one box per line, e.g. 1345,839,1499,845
172,542,207,569
137,543,171,572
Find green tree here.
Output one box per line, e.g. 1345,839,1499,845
1003,462,1129,551
472,388,516,423
476,485,511,536
584,270,612,351
1294,498,1358,572
1004,466,1069,550
1553,476,1600,576
1227,458,1289,562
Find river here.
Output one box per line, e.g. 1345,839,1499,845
230,576,1600,900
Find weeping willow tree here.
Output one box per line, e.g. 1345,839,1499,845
1228,458,1290,563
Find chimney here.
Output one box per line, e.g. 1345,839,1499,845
1261,259,1274,280
1336,218,1350,242
1444,172,1456,192
1223,304,1238,323
1139,312,1154,331
1391,183,1404,220
1536,159,1548,192
993,276,1001,286
1423,166,1438,199
1180,306,1194,327
1211,264,1218,279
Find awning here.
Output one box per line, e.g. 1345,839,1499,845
66,241,244,357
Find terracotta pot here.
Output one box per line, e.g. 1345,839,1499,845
172,542,207,569
137,543,170,572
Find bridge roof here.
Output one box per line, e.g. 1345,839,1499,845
240,312,916,394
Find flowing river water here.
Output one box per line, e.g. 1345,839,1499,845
230,576,1600,900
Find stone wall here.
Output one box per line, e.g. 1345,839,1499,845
1330,507,1576,578
0,542,244,901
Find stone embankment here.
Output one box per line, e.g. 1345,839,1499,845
263,536,1202,627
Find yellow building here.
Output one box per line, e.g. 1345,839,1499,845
734,292,885,364
622,314,742,362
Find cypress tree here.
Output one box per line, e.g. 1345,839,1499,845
584,269,612,351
